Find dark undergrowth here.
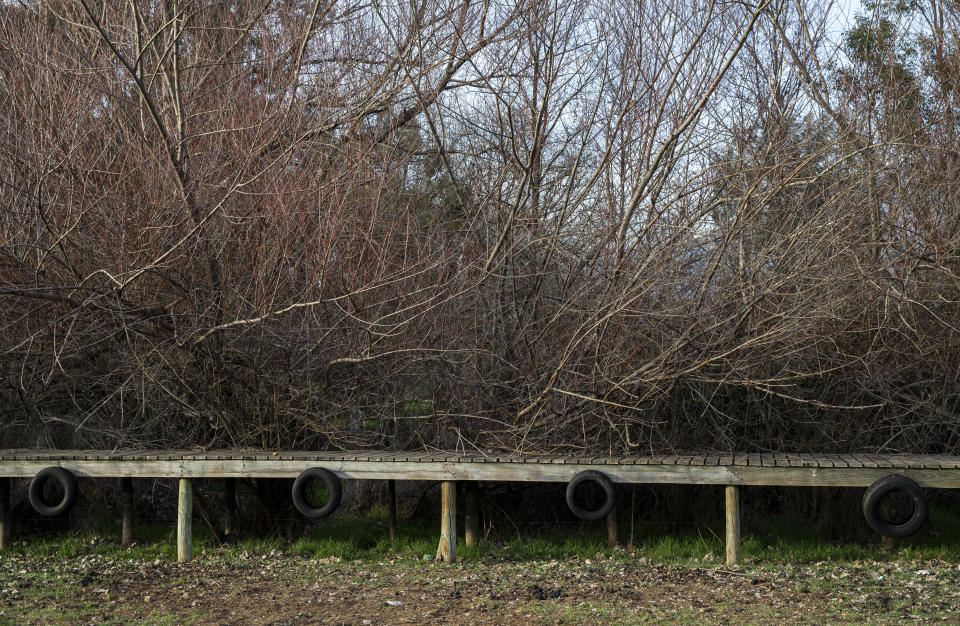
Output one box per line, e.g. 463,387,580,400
5,500,960,565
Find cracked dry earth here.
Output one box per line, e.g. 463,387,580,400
2,552,960,624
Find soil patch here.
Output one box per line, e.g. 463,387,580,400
2,552,958,624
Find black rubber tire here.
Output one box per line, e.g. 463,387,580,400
29,466,78,517
292,467,342,518
566,470,616,521
862,474,928,538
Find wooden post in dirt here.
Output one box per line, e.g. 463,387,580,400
878,496,897,551
178,478,193,563
120,477,134,548
0,477,10,551
436,481,457,563
387,480,398,542
224,478,237,541
464,481,480,548
725,486,741,565
606,505,618,548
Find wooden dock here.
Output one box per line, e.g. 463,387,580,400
2,450,959,486
2,449,958,566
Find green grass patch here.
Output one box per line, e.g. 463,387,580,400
4,503,960,565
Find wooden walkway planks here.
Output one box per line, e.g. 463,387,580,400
4,449,960,467
1,449,960,488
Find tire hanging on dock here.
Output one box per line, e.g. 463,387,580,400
861,474,928,538
566,470,616,521
29,466,79,517
292,467,343,518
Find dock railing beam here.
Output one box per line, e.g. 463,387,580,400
178,478,193,562
436,480,456,562
725,485,741,565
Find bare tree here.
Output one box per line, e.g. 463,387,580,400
2,0,960,457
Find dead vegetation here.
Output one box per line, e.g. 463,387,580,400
4,549,960,624
1,1,960,456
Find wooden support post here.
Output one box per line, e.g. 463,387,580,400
606,505,618,548
224,478,237,541
120,477,133,548
436,481,456,563
878,496,897,551
178,478,193,563
725,485,741,565
387,479,397,542
464,481,480,548
0,478,10,552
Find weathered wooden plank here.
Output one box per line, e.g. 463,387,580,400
647,455,673,466
863,454,892,468
830,455,850,469
935,455,960,469
843,454,863,469
928,455,960,469
914,455,943,470
4,451,960,489
851,454,878,468
2,457,957,487
898,455,927,470
916,455,939,469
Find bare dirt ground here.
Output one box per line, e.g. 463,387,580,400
2,551,959,624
